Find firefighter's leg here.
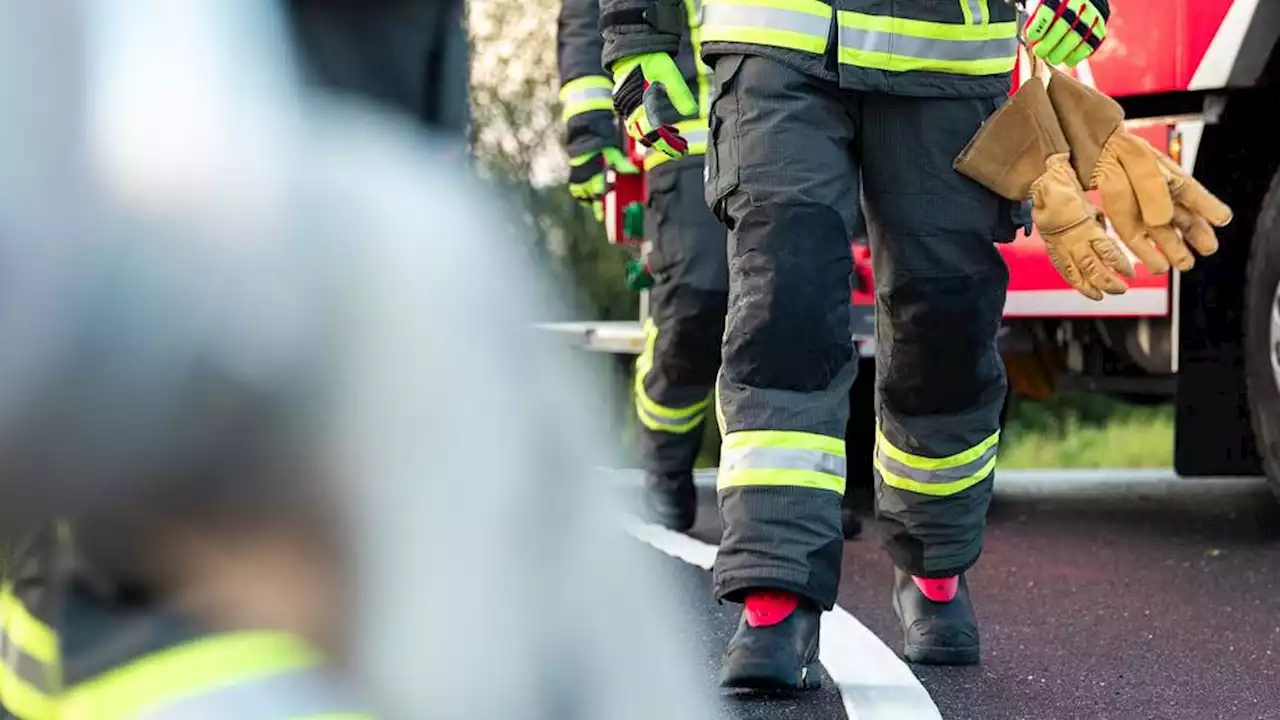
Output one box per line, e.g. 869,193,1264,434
635,157,729,531
707,54,859,691
860,93,1013,666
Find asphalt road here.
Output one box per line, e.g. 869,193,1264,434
630,471,1280,720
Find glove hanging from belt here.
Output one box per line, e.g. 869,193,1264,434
955,72,1133,300
1045,68,1232,274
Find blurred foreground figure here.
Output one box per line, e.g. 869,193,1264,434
284,0,469,133
0,2,712,718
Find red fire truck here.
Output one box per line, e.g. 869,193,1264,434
548,0,1280,498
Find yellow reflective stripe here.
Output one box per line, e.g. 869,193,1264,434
719,468,845,493
0,663,56,720
958,0,974,25
0,587,58,665
559,75,615,123
713,376,727,437
59,632,321,720
558,75,613,102
700,0,832,54
701,26,828,53
838,13,1015,40
633,318,710,433
837,50,1014,74
636,403,707,434
562,98,614,123
875,454,996,497
719,431,846,493
685,0,713,116
876,427,999,471
837,13,1016,75
723,429,845,456
636,391,711,421
977,0,990,24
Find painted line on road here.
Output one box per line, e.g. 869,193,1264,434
626,519,942,720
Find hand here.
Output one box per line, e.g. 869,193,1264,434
611,53,698,160
1024,0,1109,67
569,147,639,221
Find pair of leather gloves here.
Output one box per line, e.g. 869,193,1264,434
955,69,1233,300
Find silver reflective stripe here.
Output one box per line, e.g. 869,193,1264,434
701,4,831,40
0,623,56,692
722,446,846,479
839,27,1016,61
875,442,997,487
563,85,613,106
134,667,364,720
964,0,984,24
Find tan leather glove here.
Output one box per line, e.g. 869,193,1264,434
955,78,1133,300
1046,69,1233,273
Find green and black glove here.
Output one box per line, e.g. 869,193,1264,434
611,53,698,160
1024,0,1110,67
568,147,639,221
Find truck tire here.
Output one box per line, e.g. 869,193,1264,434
1245,170,1280,500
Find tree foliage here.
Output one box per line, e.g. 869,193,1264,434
467,0,637,322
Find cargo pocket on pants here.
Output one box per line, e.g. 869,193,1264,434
645,167,681,280
705,54,746,228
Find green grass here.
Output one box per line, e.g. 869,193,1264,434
1000,393,1174,469
998,412,1174,469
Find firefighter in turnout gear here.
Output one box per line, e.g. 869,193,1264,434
561,0,865,538
559,0,732,532
600,0,1108,690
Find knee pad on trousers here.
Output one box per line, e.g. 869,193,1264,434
877,269,1008,415
724,203,852,393
652,288,728,387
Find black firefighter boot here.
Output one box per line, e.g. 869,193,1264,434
642,471,697,532
719,592,822,692
892,568,980,665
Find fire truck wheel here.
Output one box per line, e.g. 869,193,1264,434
1245,170,1280,501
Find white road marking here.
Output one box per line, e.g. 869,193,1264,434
625,519,942,720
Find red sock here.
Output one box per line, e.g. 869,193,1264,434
913,576,959,602
744,591,799,627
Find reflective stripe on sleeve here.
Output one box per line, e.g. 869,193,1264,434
0,584,60,720
58,632,333,720
836,13,1017,75
874,427,999,497
559,76,615,122
700,0,832,54
634,319,711,434
719,430,846,494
